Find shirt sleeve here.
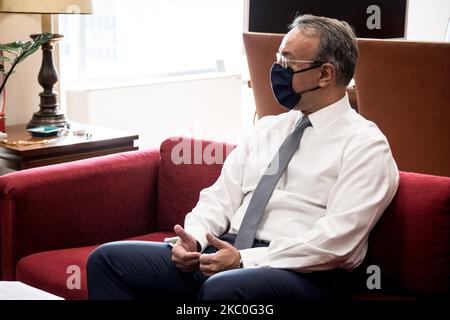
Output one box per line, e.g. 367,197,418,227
239,136,400,270
184,116,276,251
183,142,247,251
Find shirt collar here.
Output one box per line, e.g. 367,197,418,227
297,93,351,135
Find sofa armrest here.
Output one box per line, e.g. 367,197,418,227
0,149,160,279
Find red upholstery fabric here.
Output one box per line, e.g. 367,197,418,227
364,171,450,296
16,231,175,300
157,137,235,231
0,149,160,280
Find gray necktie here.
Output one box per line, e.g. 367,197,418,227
234,116,312,250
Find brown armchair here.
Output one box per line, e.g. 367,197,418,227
354,39,450,177
243,32,450,176
243,32,285,119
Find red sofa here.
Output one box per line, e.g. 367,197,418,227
0,137,449,300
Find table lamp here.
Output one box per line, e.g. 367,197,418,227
0,0,93,128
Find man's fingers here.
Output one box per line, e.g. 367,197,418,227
206,233,229,250
172,249,200,271
180,251,201,261
199,263,217,274
171,232,201,272
174,224,191,243
172,245,201,262
181,259,200,266
199,253,215,265
199,263,219,277
173,246,200,261
172,255,200,266
172,255,199,271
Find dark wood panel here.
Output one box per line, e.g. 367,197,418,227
0,123,138,156
23,146,138,169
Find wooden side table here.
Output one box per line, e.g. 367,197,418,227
0,123,138,173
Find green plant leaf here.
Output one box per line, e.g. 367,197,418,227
0,49,21,56
22,41,34,51
34,34,53,46
17,33,55,64
0,56,13,65
17,46,41,63
0,41,27,51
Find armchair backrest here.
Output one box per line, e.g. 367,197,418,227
156,137,235,232
354,39,450,177
243,32,285,119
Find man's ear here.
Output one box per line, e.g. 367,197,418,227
318,63,335,87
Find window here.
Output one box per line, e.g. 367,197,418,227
59,0,244,87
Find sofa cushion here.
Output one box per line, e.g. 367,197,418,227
157,137,235,231
15,231,175,300
363,171,450,296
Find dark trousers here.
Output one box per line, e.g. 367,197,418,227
87,233,350,300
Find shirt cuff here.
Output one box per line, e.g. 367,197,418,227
183,225,208,252
239,247,270,268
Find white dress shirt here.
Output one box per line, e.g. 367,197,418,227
184,94,399,272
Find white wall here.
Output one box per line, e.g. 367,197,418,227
0,13,43,125
407,0,450,41
66,75,244,149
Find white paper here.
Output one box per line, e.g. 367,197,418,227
164,236,179,247
0,281,64,300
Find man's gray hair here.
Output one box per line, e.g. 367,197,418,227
290,14,358,86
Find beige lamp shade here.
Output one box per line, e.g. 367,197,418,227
0,0,93,32
0,0,93,14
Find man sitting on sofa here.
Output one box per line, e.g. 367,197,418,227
87,15,399,300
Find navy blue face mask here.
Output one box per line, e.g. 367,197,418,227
270,62,323,110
